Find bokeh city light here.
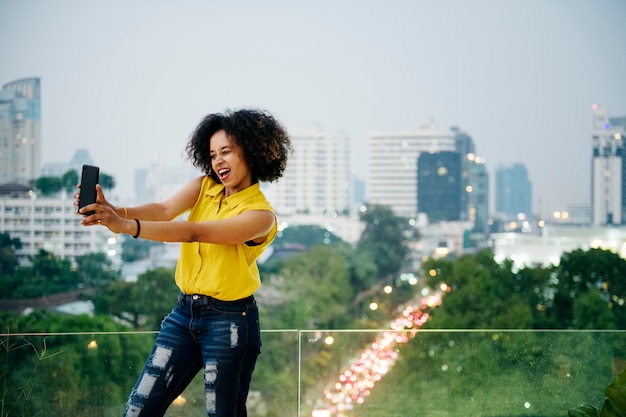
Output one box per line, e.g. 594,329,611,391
313,291,443,416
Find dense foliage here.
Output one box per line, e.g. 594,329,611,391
0,311,153,416
0,248,119,299
1,208,625,415
356,248,626,416
357,204,418,282
32,169,115,195
422,248,626,330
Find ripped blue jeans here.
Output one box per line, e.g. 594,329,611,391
123,293,261,417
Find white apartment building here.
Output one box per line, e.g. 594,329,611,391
264,128,351,216
367,123,456,218
0,188,119,266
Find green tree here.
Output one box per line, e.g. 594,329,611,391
263,245,353,329
357,204,417,283
133,267,179,329
337,242,378,295
93,280,139,326
33,170,115,197
61,169,79,193
75,252,121,287
423,249,534,329
13,249,79,298
93,267,178,330
512,263,559,328
99,172,116,191
34,176,62,195
273,224,343,248
552,248,626,329
420,247,626,332
0,232,21,275
573,289,617,330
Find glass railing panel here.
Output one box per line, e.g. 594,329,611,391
0,331,150,416
1,329,624,416
300,329,626,417
0,330,300,417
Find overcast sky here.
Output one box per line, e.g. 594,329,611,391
1,0,625,218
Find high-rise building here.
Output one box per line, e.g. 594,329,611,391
495,163,532,218
0,78,42,186
452,126,476,156
367,123,456,218
418,151,462,221
591,105,626,226
465,153,489,235
352,176,365,208
264,128,351,216
415,149,489,239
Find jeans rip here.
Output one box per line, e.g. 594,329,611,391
123,294,261,417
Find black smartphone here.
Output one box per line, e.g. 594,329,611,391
78,164,100,216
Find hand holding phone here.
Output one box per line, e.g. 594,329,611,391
78,164,100,216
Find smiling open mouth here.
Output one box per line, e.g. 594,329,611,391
218,168,230,180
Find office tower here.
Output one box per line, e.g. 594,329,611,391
0,78,42,186
418,151,462,221
352,176,365,208
452,126,476,155
495,163,532,218
368,123,473,218
465,153,489,234
591,105,626,226
416,149,488,228
264,128,351,216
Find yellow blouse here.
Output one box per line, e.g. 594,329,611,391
174,176,277,300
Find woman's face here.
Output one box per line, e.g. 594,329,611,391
210,130,252,195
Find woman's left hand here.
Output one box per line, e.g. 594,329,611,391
78,185,125,232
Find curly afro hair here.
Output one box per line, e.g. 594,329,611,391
186,108,292,183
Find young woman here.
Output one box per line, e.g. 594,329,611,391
77,108,291,416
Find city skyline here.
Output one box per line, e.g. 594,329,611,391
1,1,625,219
